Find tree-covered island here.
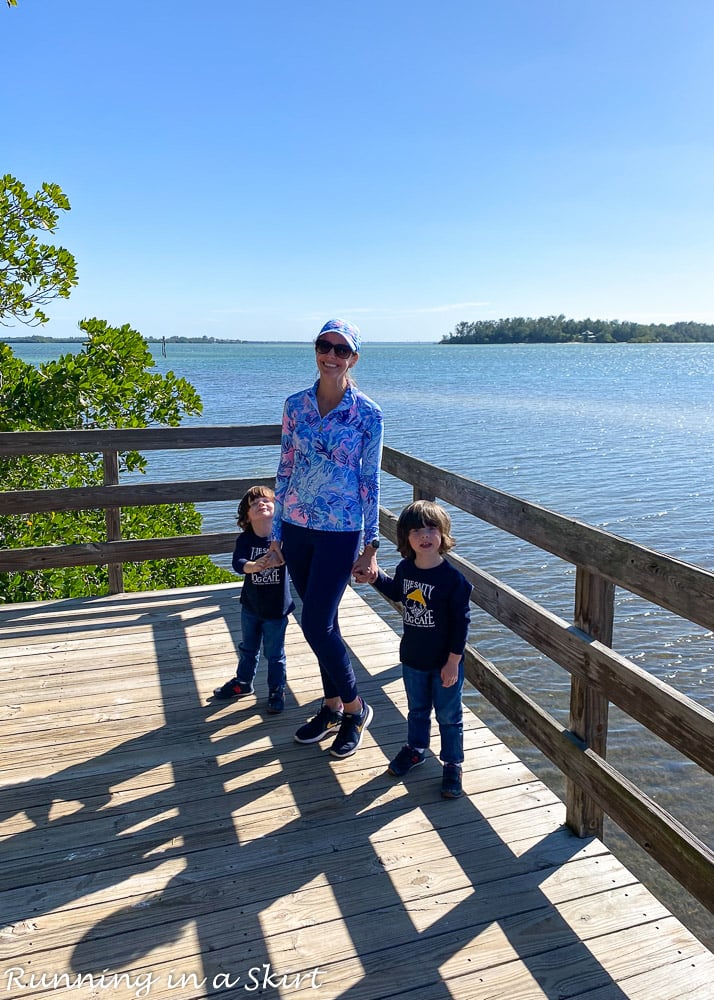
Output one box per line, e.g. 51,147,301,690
441,315,714,344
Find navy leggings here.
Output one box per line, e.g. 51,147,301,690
280,521,361,704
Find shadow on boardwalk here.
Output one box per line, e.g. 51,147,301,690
0,587,692,997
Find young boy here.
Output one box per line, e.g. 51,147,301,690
361,500,472,798
213,486,295,713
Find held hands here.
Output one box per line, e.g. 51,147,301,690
352,549,378,585
255,542,285,571
353,565,378,584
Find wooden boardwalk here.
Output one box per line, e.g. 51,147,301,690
1,583,712,999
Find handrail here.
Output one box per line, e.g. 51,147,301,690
1,424,713,915
0,425,282,454
382,446,714,632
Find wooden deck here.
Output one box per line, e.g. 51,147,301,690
1,583,712,1000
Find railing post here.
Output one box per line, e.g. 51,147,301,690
413,487,436,502
102,450,124,594
566,567,615,838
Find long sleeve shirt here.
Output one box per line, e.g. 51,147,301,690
271,380,384,542
373,558,472,671
232,527,295,619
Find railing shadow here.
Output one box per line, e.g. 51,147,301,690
0,587,651,997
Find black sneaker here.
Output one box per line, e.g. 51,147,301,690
441,763,463,799
388,745,426,777
294,702,344,743
330,699,373,759
213,679,255,700
267,688,285,714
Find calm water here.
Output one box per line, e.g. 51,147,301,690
9,339,714,945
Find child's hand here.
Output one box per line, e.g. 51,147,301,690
261,543,285,569
353,566,377,584
440,658,460,688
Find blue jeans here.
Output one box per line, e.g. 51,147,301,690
280,521,361,704
402,661,464,765
236,606,288,693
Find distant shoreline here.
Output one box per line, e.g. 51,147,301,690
5,332,714,347
2,336,249,345
5,316,714,347
5,336,714,347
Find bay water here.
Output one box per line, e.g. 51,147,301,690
9,339,714,945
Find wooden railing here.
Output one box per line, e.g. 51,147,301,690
1,425,713,917
0,426,281,592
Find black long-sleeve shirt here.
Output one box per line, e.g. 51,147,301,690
373,558,471,671
232,528,295,620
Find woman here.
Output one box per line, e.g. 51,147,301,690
267,318,383,758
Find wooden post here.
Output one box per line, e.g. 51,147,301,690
413,487,436,502
102,450,124,594
566,567,615,838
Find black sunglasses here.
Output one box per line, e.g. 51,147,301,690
315,338,354,360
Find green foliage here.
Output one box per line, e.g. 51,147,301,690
0,323,236,602
0,174,79,326
441,315,714,345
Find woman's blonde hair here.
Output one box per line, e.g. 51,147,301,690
396,500,455,560
236,485,275,530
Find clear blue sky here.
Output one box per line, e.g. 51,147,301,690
4,1,713,342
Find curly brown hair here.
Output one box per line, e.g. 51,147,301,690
236,485,275,530
396,500,455,560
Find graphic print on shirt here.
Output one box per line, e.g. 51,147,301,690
403,579,436,627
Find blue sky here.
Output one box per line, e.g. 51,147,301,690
4,1,713,342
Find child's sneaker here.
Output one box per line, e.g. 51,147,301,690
267,688,285,714
388,745,426,776
330,698,373,759
441,763,463,799
213,679,254,701
294,702,344,743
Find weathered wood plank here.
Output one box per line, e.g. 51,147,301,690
0,531,238,571
309,917,714,1000
567,566,614,838
0,477,275,515
0,425,282,455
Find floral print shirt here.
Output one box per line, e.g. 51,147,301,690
272,381,384,541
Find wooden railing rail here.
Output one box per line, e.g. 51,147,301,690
2,425,713,915
0,478,274,516
382,446,714,632
0,425,282,455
